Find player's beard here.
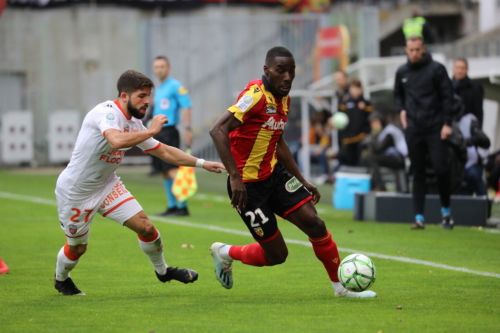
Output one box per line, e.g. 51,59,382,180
127,100,146,119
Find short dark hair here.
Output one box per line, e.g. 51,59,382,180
154,56,170,66
350,78,362,88
265,46,293,64
116,70,154,96
406,35,424,44
454,57,469,68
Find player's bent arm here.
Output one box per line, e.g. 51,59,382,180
209,111,242,178
104,128,157,150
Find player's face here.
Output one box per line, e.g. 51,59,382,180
264,56,295,96
405,39,426,63
126,88,151,119
152,59,170,81
453,60,468,81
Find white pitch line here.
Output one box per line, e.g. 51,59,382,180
2,191,500,279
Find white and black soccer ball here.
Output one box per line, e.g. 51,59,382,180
338,254,376,292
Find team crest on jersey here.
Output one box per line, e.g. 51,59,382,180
266,106,277,114
253,87,260,93
69,225,78,235
124,125,130,133
254,228,264,237
285,177,303,192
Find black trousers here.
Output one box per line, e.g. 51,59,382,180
405,128,451,216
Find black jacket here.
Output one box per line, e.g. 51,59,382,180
394,52,454,131
452,76,484,128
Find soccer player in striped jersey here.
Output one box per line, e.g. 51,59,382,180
209,46,376,298
53,70,224,295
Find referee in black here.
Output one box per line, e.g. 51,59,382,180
394,35,455,230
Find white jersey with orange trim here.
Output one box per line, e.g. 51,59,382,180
56,100,160,202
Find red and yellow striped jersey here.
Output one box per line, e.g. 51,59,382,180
228,79,290,182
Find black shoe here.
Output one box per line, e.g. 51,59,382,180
156,267,198,284
168,207,190,217
54,275,85,296
410,220,425,230
442,215,454,230
156,207,178,216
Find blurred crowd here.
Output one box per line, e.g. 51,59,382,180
295,59,500,209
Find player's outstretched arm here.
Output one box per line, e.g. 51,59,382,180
104,115,167,149
276,136,321,205
209,111,247,209
148,145,224,173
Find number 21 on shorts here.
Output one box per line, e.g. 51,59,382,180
245,208,269,227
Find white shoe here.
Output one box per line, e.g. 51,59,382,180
335,289,377,298
210,242,233,289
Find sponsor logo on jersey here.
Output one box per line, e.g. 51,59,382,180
235,95,254,112
69,225,78,235
106,113,115,120
99,149,125,164
254,228,264,237
253,87,260,93
285,177,303,192
124,125,130,133
266,106,277,114
262,117,286,130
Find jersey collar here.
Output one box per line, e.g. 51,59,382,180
113,100,132,120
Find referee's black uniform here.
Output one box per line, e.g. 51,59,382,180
394,52,454,223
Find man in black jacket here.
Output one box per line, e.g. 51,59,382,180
452,58,484,128
394,36,455,230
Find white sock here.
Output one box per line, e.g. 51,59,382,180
55,246,79,281
332,282,345,294
218,244,233,261
138,230,168,275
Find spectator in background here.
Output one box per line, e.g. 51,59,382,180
452,58,484,128
361,113,408,192
486,151,500,202
307,111,332,184
456,102,490,196
394,36,454,230
334,70,350,100
403,10,435,44
337,78,372,167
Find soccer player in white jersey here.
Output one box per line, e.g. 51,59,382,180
54,70,224,296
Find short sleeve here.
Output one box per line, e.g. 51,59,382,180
227,85,263,123
97,110,122,135
136,121,161,152
176,85,193,109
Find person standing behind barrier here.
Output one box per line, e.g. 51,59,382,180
452,58,484,128
394,36,455,230
337,79,373,167
403,10,434,44
151,56,193,217
362,113,408,192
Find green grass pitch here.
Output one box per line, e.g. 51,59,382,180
1,167,499,333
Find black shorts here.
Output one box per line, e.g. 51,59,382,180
152,126,180,172
227,163,312,242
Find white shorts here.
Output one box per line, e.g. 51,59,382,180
57,181,143,246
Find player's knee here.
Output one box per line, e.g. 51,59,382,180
267,249,288,266
137,218,156,238
69,244,87,256
303,214,327,238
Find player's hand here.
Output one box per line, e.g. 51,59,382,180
202,161,225,173
229,175,247,210
149,115,168,135
441,124,452,140
303,180,321,205
184,129,193,148
400,110,407,129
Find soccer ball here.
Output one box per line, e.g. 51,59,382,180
332,112,349,130
338,254,376,292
